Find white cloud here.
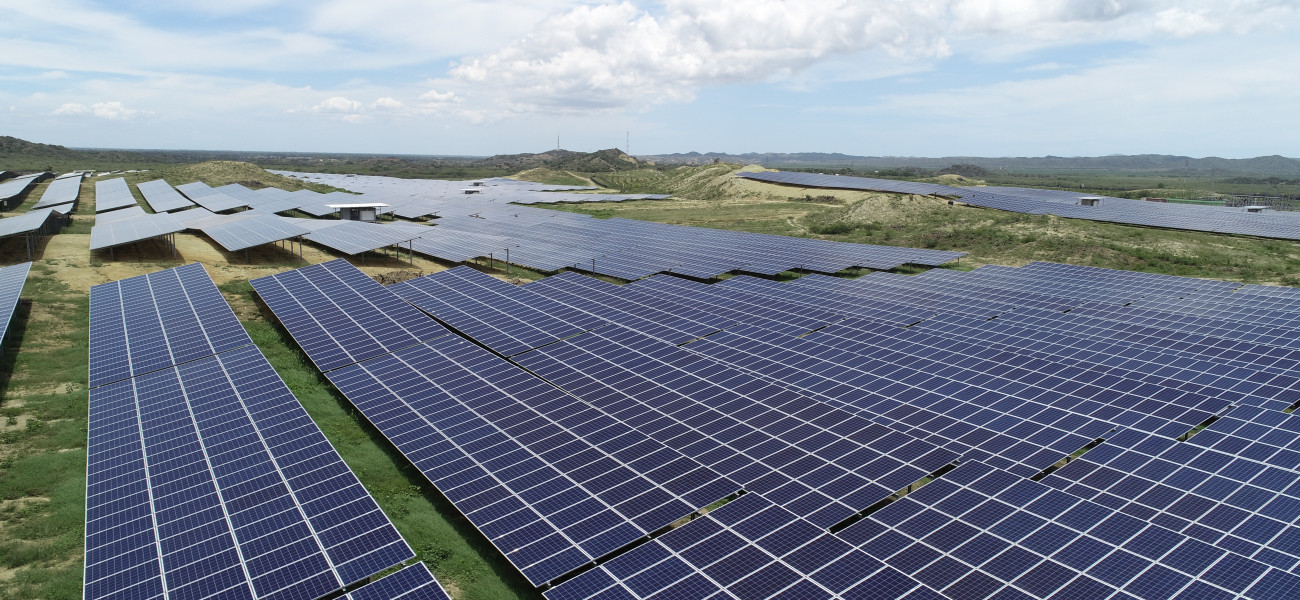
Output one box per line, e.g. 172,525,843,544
312,96,364,113
429,0,1299,121
52,102,87,115
811,39,1300,156
1154,8,1220,37
371,97,403,110
51,100,138,119
91,101,138,119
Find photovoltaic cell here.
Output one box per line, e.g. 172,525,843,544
249,258,449,372
89,262,251,388
390,266,606,356
0,261,30,348
345,563,451,600
136,179,195,213
85,263,431,600
95,177,139,212
325,334,739,586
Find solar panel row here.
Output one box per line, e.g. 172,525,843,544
273,171,965,279
85,263,449,600
739,171,1300,241
0,172,47,207
387,260,1300,599
136,179,196,213
0,262,31,350
252,260,1048,597
32,173,83,210
88,212,185,252
95,177,139,213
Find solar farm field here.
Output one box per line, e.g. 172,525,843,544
5,161,1300,600
538,166,1300,286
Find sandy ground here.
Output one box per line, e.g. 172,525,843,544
10,231,454,293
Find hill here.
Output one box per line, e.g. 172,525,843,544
0,136,164,171
476,148,645,172
155,161,342,193
640,151,1300,176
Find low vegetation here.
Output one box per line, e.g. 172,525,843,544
0,264,90,600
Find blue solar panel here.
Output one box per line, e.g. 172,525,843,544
345,562,451,600
390,266,606,356
512,325,960,527
0,262,30,350
324,334,739,586
85,264,421,600
249,258,449,372
88,262,252,388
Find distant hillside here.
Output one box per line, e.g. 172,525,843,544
157,161,342,193
477,148,645,172
0,135,181,171
640,151,1300,176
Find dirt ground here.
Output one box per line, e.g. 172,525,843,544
13,231,451,292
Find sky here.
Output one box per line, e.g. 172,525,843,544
0,0,1297,158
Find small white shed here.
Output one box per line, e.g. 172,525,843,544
327,202,389,222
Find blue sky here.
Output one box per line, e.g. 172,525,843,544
1,0,1297,158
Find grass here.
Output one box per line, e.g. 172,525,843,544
0,263,90,600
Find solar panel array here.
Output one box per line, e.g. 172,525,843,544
89,212,184,252
85,263,452,600
95,177,140,213
176,182,253,212
740,171,1300,241
294,219,422,255
0,262,31,347
0,172,47,206
271,171,965,280
249,258,449,372
136,179,196,212
32,173,83,210
344,563,451,600
0,207,62,240
182,212,310,252
246,257,1300,599
389,266,606,356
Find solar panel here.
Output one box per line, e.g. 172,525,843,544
345,562,451,600
0,172,46,207
265,170,966,278
0,262,31,348
136,179,195,212
187,213,310,252
548,492,939,600
325,335,739,586
300,220,422,255
88,213,185,252
88,262,252,388
96,206,147,223
85,346,415,600
839,459,1300,600
249,258,449,372
512,325,962,525
32,174,82,210
0,208,61,240
85,263,424,600
95,177,139,212
390,266,606,357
